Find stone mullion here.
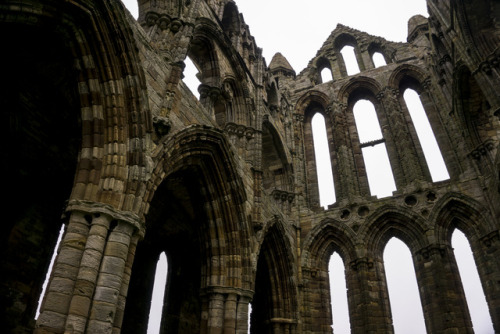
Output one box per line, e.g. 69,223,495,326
332,105,363,202
415,244,473,333
353,45,366,72
293,114,309,208
303,115,321,208
360,47,375,70
64,213,113,334
112,232,141,333
35,211,90,333
348,257,393,334
86,221,135,333
336,51,348,78
345,106,371,198
378,89,427,187
476,231,500,332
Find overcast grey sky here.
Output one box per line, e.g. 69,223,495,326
120,1,493,333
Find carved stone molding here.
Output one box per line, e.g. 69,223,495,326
271,189,295,203
468,139,495,161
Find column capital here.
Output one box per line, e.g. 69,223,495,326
66,199,145,238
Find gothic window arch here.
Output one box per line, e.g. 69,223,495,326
300,97,337,208
383,237,426,333
334,33,363,76
390,67,453,181
352,97,396,198
316,56,333,83
368,43,390,68
451,229,494,333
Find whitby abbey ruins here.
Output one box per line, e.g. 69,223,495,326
1,0,500,333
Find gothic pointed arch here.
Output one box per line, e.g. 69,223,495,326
1,3,152,331
147,126,252,286
262,120,293,194
299,219,356,332
360,205,429,257
430,192,496,242
296,91,334,208
252,218,298,333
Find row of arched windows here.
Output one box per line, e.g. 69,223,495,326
329,230,493,333
312,87,450,208
318,36,391,84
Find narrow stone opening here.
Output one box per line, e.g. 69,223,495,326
452,230,494,333
353,100,396,198
403,89,449,182
329,252,350,333
183,56,202,99
340,45,360,75
147,252,169,334
372,52,386,68
320,67,333,83
312,113,336,208
384,238,426,333
35,224,66,319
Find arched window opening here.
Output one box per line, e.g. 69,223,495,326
452,230,494,333
329,252,350,334
35,224,65,319
340,45,360,75
312,113,336,208
147,252,169,334
372,52,386,68
403,89,449,182
320,67,333,83
353,100,396,198
183,56,202,99
384,238,426,334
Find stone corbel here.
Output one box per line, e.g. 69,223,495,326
468,139,494,161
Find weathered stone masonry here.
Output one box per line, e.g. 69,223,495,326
1,0,499,333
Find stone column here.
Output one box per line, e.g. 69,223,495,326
35,211,91,333
414,243,473,333
207,293,225,334
86,221,136,333
113,232,141,332
347,257,393,334
223,293,238,334
236,295,251,334
377,88,429,187
64,213,113,333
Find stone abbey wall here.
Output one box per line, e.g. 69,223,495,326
1,1,499,333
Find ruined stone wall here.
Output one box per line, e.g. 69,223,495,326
0,0,499,333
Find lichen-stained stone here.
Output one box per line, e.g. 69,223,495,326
1,0,499,333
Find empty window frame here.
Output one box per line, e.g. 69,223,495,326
353,100,396,198
329,252,350,333
312,113,336,208
340,45,360,75
384,238,426,334
403,89,449,182
452,230,494,333
372,52,387,68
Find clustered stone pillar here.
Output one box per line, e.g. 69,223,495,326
347,257,393,333
35,201,143,334
414,244,473,333
201,288,253,334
